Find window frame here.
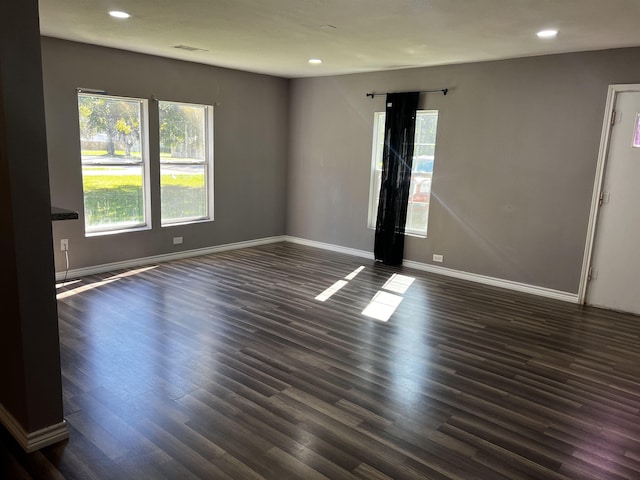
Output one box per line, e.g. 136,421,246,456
158,100,215,227
367,109,439,238
77,93,151,236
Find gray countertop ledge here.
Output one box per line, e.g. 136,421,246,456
52,206,79,221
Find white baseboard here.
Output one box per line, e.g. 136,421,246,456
56,235,286,281
402,259,579,303
284,236,579,303
0,403,68,452
56,233,578,304
284,236,375,260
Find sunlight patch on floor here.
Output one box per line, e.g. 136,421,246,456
362,290,404,322
345,266,365,280
56,265,158,300
315,280,349,302
313,268,415,321
56,278,119,300
381,273,415,294
56,279,81,289
314,266,366,301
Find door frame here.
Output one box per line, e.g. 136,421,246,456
578,84,640,304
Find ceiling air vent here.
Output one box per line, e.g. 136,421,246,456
173,45,209,52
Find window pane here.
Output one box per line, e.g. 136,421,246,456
375,112,386,170
159,101,212,225
161,164,208,223
159,103,206,163
407,176,431,233
82,165,145,231
408,111,438,234
414,112,438,157
77,94,148,234
78,95,142,164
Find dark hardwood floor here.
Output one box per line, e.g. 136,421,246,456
2,242,640,479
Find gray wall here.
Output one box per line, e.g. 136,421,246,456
42,39,640,294
42,38,289,272
288,48,640,294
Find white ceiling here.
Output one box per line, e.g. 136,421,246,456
38,0,640,78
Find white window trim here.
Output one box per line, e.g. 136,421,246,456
368,111,386,230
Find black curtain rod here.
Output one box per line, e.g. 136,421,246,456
366,88,448,98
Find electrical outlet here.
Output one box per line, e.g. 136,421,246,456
61,239,69,251
173,236,183,245
433,254,443,263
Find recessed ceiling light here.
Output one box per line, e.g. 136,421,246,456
308,58,322,65
537,29,558,39
109,11,130,19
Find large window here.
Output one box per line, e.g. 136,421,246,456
159,101,214,225
77,94,214,235
78,94,149,234
368,110,439,237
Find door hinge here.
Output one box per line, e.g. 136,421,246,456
588,267,593,282
599,192,604,206
611,109,617,126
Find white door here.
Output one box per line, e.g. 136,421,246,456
587,90,640,315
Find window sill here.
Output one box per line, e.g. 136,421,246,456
161,217,213,228
367,225,427,239
85,225,151,237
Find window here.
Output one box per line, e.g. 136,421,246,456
77,94,150,234
159,101,214,226
368,110,439,237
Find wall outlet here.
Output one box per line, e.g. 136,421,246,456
61,239,69,251
433,254,443,263
173,236,183,245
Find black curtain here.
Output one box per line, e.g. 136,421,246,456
374,92,419,266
